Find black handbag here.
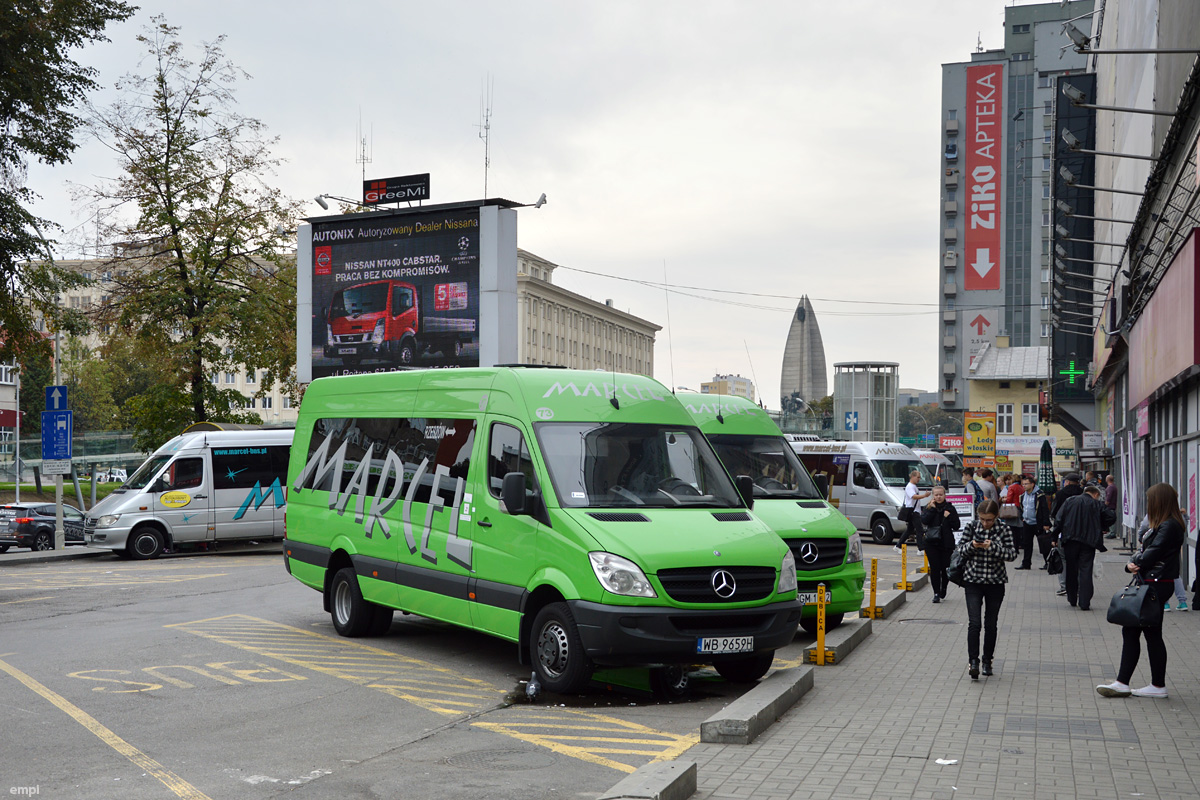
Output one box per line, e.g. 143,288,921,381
1106,577,1163,627
924,525,944,547
898,505,912,523
946,547,968,586
1046,545,1064,576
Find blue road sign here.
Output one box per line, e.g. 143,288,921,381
42,410,73,460
46,385,68,410
845,412,859,431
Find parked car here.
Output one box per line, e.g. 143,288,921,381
0,502,88,551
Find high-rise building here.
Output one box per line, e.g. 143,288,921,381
938,1,1093,409
701,374,755,403
779,295,828,411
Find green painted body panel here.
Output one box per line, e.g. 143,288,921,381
289,559,325,591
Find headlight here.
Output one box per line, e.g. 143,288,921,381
847,533,863,563
96,515,121,528
588,552,656,598
372,319,386,345
777,550,797,594
326,324,334,345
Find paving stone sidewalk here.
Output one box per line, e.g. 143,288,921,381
684,548,1200,800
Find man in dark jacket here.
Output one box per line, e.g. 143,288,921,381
1050,473,1085,591
1015,475,1052,570
1055,485,1117,610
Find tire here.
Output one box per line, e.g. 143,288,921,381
799,612,844,635
530,602,593,694
453,339,464,358
648,665,691,700
33,530,54,551
0,545,9,553
714,652,774,684
330,567,377,637
397,338,416,366
127,528,164,560
871,517,895,545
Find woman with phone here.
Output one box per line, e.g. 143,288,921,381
921,485,961,603
954,499,1018,679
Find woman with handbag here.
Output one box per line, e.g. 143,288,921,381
953,499,1017,679
1096,483,1186,699
921,485,961,603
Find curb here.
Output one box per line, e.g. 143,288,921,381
860,588,907,619
0,547,113,566
699,666,814,745
599,759,696,800
892,570,930,591
802,617,872,663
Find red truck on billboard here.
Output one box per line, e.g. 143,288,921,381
324,279,476,367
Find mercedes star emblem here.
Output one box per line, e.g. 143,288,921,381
711,569,737,598
798,542,820,564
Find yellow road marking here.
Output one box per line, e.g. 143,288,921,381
0,657,212,800
0,595,55,605
0,573,228,592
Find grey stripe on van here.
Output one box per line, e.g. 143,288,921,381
286,541,331,568
470,577,525,612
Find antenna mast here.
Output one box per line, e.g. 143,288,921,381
477,76,494,199
664,261,675,393
356,109,373,184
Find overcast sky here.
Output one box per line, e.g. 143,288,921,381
26,0,1031,408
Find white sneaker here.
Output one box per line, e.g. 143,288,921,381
1096,681,1131,698
893,545,903,555
1131,685,1168,699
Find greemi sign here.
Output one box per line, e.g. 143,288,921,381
964,63,1003,292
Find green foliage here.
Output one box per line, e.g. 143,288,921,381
0,0,135,362
898,403,963,440
124,382,259,452
82,18,300,427
15,337,54,435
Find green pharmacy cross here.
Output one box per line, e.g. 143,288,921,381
1059,360,1086,386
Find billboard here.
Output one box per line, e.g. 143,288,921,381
306,207,481,380
938,434,963,450
963,411,996,467
964,63,1003,292
363,173,430,205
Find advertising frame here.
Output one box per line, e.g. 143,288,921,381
963,411,996,468
964,63,1004,293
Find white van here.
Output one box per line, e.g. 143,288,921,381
791,441,934,544
82,429,293,559
914,449,975,533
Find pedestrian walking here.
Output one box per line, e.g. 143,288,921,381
977,469,1000,506
955,499,1018,680
1004,475,1022,506
1054,485,1115,610
1014,475,1051,570
964,467,984,510
1096,483,1186,699
1103,475,1119,539
894,471,930,554
921,485,961,603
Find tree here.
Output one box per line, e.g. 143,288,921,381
16,338,54,435
82,19,300,429
0,0,135,363
898,403,962,440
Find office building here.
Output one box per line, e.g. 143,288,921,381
701,374,756,403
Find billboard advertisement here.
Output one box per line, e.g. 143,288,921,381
939,434,963,450
964,63,1003,292
963,411,996,467
307,208,481,380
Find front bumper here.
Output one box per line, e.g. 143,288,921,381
795,569,866,617
566,597,803,667
84,525,134,551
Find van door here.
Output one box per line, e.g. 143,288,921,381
847,460,883,530
152,456,212,543
211,444,286,541
469,419,542,638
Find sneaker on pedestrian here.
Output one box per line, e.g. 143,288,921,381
1164,602,1172,612
932,595,940,604
1178,601,1189,612
1131,685,1168,699
1056,589,1068,596
1096,681,1131,698
893,545,902,555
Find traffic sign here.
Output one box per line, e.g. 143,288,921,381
42,459,71,475
41,410,73,460
899,436,917,446
845,412,859,431
46,385,68,410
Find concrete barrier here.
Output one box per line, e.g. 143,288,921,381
803,617,872,663
600,759,696,800
893,570,930,592
861,588,907,619
700,667,814,745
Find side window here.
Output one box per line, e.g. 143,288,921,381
488,423,537,497
853,462,875,488
212,446,277,489
392,286,413,314
162,458,204,491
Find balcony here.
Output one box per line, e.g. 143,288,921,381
943,335,957,349
944,170,959,188
940,389,958,406
943,310,957,323
946,119,960,136
943,282,957,297
944,227,957,243
945,142,959,161
943,362,957,376
943,251,958,270
944,200,958,217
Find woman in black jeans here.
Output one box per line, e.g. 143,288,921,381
954,499,1017,679
921,485,961,603
1096,482,1186,699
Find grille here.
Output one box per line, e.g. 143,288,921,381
84,518,99,532
669,614,772,635
796,501,826,509
787,538,847,571
333,333,367,344
711,511,752,522
587,512,650,522
657,566,776,603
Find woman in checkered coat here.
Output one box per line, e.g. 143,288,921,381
954,499,1018,680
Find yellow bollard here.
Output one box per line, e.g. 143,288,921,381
918,550,930,574
807,581,835,664
861,557,880,619
894,544,915,592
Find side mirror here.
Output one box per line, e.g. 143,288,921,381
735,475,755,511
814,474,829,499
501,472,527,515
863,475,878,490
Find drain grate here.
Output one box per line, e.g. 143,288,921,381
446,748,557,771
897,618,959,625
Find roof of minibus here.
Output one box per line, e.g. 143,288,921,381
791,440,920,459
299,367,696,426
678,393,782,437
154,428,294,455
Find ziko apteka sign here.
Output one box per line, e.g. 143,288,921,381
305,207,481,379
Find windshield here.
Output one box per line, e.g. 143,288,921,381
936,462,965,487
708,434,823,499
330,283,388,318
535,422,743,508
122,454,173,490
873,459,934,489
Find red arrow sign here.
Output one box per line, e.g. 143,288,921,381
970,314,991,336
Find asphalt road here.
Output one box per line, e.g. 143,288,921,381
0,548,851,800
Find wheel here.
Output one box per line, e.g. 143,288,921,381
127,528,164,560
0,545,9,553
871,517,894,545
799,612,844,635
397,339,416,366
33,530,54,551
714,652,774,684
453,339,464,358
648,665,691,699
331,567,389,637
530,602,593,694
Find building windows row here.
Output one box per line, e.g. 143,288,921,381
997,403,1040,435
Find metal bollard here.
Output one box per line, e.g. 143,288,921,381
918,550,930,574
895,544,915,592
807,581,835,665
862,557,881,619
